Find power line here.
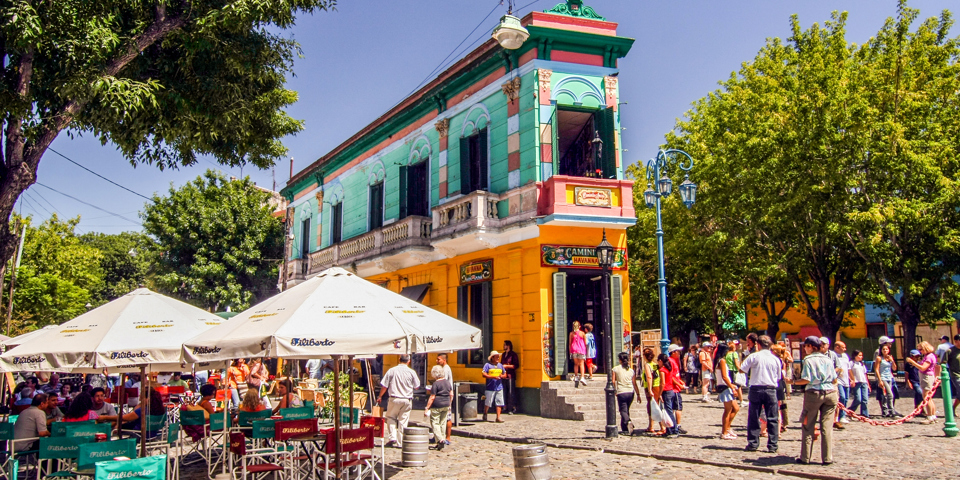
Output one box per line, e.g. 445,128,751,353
34,183,141,226
48,147,153,202
22,193,52,218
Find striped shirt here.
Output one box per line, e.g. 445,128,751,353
800,352,837,391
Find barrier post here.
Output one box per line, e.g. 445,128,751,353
941,364,958,438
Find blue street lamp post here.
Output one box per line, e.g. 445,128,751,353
642,149,697,353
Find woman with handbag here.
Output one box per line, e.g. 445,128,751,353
714,342,740,439
658,353,685,438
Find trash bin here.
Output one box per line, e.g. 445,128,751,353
401,427,429,467
513,444,551,480
459,392,479,422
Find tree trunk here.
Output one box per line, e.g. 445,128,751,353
899,303,920,353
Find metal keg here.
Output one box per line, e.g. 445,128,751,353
512,444,551,480
401,426,430,467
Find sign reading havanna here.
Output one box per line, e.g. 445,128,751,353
541,244,627,269
460,259,493,285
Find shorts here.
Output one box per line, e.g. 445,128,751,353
570,353,586,360
484,389,504,408
920,375,935,395
950,377,960,399
664,390,681,411
585,358,595,370
718,388,735,403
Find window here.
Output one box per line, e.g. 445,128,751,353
299,217,311,258
399,161,429,218
368,182,384,230
459,128,488,194
556,107,616,178
330,202,343,244
457,282,492,367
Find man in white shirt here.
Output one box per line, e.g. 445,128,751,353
437,353,454,445
740,335,782,453
91,387,118,417
833,341,852,426
377,355,420,448
936,335,952,363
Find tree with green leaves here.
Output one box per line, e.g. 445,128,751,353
3,215,103,334
0,0,336,280
142,170,284,311
80,231,158,302
844,3,960,350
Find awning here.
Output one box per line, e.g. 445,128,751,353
399,283,431,303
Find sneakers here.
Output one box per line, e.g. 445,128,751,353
839,417,850,424
677,426,688,435
627,421,635,434
721,433,736,440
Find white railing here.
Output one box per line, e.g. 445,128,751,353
307,215,432,274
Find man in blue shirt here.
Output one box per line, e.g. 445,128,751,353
481,351,506,423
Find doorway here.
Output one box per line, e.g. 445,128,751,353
565,270,607,375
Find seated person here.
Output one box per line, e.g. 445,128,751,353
182,384,219,442
117,388,165,438
91,387,118,417
13,394,52,452
167,372,189,389
271,379,303,415
239,388,266,413
62,392,99,422
14,387,34,406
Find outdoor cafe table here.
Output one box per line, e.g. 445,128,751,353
286,431,328,480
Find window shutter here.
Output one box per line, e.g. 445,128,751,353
300,218,311,258
478,128,489,190
457,286,469,365
552,272,567,378
599,107,617,179
481,281,493,358
398,165,409,219
459,137,471,195
610,274,624,358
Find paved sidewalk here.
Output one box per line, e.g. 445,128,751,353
430,391,957,480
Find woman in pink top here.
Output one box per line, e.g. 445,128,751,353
569,321,587,386
906,341,940,423
62,392,100,422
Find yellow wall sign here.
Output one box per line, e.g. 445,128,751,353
541,244,627,270
574,187,612,207
460,259,493,285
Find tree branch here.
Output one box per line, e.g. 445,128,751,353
4,46,35,169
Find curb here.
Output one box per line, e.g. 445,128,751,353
450,428,857,480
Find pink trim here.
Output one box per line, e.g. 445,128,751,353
537,175,635,219
523,12,618,36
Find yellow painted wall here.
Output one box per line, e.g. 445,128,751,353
746,302,868,340
367,225,631,390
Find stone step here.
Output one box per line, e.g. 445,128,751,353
549,386,608,396
577,411,606,421
573,402,606,412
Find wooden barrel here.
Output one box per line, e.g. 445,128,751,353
513,444,551,480
401,426,430,467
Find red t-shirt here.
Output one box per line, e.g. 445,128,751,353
659,366,681,392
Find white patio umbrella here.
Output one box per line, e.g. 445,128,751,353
0,288,227,454
183,266,482,478
183,266,482,361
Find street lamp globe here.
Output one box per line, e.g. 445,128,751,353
678,176,698,208
492,13,529,50
643,184,657,208
595,230,615,269
658,176,673,196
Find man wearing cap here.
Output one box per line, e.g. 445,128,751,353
481,351,507,423
873,336,901,416
794,336,838,465
739,335,782,453
946,335,960,414
699,343,715,402
904,349,924,410
378,354,421,448
668,344,687,433
936,335,952,364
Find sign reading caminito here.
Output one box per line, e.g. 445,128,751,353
541,244,627,269
574,187,613,207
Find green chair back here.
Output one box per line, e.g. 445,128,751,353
0,422,13,441
39,436,82,460
52,420,95,437
280,407,312,420
179,409,206,427
145,414,167,432
304,400,315,410
65,422,112,440
250,420,276,440
95,454,166,480
78,438,136,471
166,422,180,446
338,407,361,424
237,410,272,427
209,413,226,432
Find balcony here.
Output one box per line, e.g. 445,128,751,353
536,175,636,228
307,215,433,275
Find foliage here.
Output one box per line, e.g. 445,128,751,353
2,215,103,334
142,170,284,311
80,231,158,302
320,371,364,419
0,0,337,285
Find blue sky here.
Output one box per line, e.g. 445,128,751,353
26,0,956,234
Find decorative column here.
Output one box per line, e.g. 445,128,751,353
603,75,620,171
502,77,522,189
537,69,554,181
436,119,450,199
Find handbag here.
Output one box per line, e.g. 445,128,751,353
734,372,747,388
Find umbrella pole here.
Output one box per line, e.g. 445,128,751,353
363,360,374,413
348,356,355,429
118,373,126,440
333,355,341,479
140,365,148,458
